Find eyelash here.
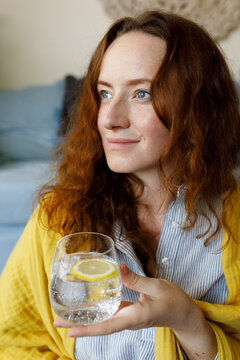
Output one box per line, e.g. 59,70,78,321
99,90,111,99
135,90,151,99
98,89,151,100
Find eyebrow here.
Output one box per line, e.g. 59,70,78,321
97,78,152,87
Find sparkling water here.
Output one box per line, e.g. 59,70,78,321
50,255,122,325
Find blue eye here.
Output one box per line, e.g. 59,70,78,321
136,90,151,99
99,90,112,99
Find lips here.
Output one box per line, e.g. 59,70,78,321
106,137,139,150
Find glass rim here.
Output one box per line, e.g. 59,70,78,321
56,231,115,256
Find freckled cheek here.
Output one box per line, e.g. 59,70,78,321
138,114,167,137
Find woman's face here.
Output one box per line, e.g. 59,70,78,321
97,31,170,181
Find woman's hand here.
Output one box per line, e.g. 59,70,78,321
54,264,217,359
54,264,201,334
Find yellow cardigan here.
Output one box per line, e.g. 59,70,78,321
1,188,240,359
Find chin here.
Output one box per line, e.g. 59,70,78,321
108,166,131,174
106,160,134,174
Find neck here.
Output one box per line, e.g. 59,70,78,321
133,168,175,214
130,170,175,246
130,169,176,261
140,183,174,216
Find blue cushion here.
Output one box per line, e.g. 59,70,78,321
0,79,64,161
0,160,51,224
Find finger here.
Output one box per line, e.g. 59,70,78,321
67,302,144,337
53,301,132,329
120,264,160,297
53,317,77,328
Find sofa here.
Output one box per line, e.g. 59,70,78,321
0,76,83,273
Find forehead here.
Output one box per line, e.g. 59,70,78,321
99,31,166,81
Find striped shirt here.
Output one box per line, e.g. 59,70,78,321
75,191,224,359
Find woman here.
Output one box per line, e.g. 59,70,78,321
1,10,240,360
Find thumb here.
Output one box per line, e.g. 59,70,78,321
120,264,159,297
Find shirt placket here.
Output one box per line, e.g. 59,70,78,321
156,198,185,281
113,225,146,276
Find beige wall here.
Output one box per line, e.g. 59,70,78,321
0,0,112,89
0,0,240,89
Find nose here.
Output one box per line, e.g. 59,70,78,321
100,99,130,130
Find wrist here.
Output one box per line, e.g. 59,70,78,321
172,304,218,360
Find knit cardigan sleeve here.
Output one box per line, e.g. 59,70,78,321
204,184,240,359
195,196,240,360
0,207,75,360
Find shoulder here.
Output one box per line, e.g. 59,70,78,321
27,203,62,270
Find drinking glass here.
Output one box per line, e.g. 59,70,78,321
50,232,121,325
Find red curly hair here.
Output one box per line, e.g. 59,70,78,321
38,11,240,276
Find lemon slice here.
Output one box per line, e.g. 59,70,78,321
70,258,117,281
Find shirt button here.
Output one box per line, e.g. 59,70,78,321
172,221,180,228
162,257,170,265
